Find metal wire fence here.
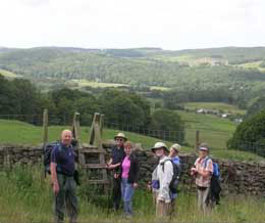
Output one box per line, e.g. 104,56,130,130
0,114,265,157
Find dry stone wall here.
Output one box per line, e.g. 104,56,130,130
1,143,265,195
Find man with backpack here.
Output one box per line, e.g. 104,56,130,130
50,130,78,223
151,142,173,217
190,144,213,214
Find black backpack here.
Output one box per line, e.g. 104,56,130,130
161,159,181,193
43,141,61,175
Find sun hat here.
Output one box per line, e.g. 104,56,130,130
114,132,128,141
151,142,169,153
170,143,181,152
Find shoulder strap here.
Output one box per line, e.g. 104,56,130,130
160,159,173,172
204,157,210,169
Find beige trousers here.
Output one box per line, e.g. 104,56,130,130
156,200,171,217
197,187,210,214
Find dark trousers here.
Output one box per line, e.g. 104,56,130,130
54,174,78,223
112,177,122,210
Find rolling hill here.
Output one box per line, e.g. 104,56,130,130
1,47,265,88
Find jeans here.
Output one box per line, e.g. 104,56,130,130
121,178,135,216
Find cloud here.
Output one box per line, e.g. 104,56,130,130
0,0,265,49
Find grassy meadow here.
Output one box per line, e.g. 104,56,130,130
67,79,129,89
182,102,246,115
0,119,264,162
177,110,236,149
1,166,265,223
0,69,22,79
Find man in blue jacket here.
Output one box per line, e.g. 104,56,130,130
50,130,78,223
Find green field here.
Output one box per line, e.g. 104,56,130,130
0,69,22,78
234,61,265,72
67,79,129,89
177,110,236,149
0,119,160,149
0,119,264,162
177,111,236,149
1,166,265,222
183,102,246,115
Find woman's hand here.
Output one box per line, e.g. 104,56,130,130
133,183,138,189
190,167,197,176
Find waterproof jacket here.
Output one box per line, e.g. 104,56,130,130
156,156,174,203
121,153,139,184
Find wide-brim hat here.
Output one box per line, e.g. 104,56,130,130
114,132,128,141
170,143,181,152
151,142,169,153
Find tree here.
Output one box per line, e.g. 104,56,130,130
227,110,265,156
150,109,185,143
98,89,149,127
246,96,265,118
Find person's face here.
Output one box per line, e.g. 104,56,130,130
169,148,177,157
199,150,207,158
125,144,132,156
115,137,125,147
155,148,165,158
61,131,72,146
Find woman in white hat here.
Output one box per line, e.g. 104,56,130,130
151,142,173,217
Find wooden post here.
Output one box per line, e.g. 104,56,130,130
195,130,200,152
89,113,102,148
42,109,48,180
100,114,104,136
72,112,81,142
43,109,48,145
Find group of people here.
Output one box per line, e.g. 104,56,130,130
50,130,218,223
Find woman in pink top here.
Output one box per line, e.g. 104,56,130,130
120,141,139,217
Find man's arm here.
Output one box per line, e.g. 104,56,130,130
107,158,113,166
108,162,121,169
51,150,59,195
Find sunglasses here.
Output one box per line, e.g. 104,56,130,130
115,138,124,142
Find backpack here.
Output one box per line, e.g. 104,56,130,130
204,157,222,205
161,159,181,193
43,141,61,175
204,157,220,179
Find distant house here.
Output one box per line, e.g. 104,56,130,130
193,57,229,66
234,118,243,123
197,108,205,114
221,113,231,118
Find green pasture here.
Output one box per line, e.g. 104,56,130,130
183,102,246,115
0,166,265,222
0,119,264,162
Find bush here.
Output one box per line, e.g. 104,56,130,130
227,110,265,156
150,109,185,143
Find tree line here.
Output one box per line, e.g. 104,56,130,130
0,75,184,143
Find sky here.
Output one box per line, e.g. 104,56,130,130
0,0,265,50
